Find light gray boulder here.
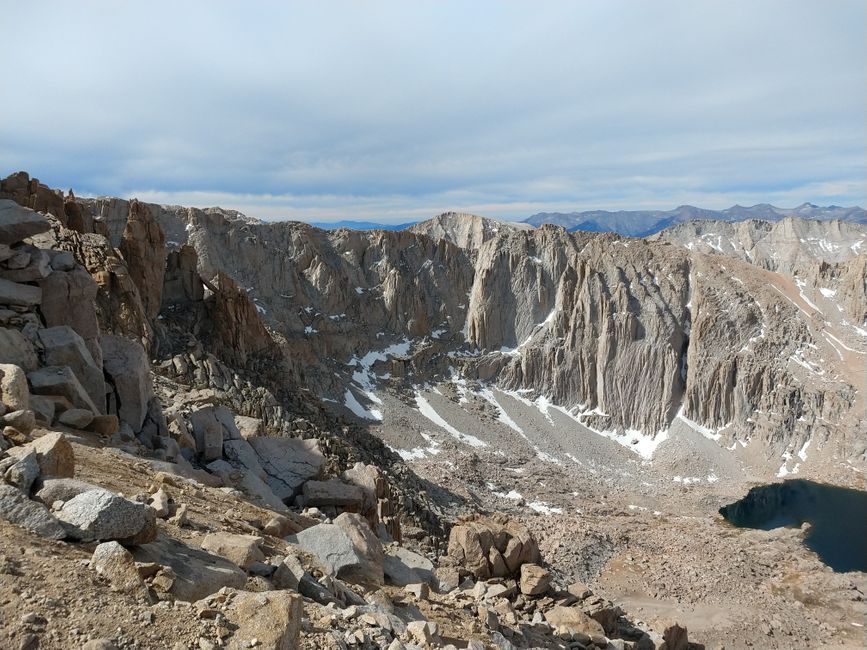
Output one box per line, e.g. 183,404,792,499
56,489,151,542
383,547,436,587
100,334,152,432
90,541,149,598
299,479,364,509
0,248,51,282
27,365,100,414
34,478,104,505
288,512,384,585
247,436,324,500
2,408,35,435
206,459,289,513
0,483,66,539
0,363,29,411
37,326,105,412
0,330,38,371
133,535,247,602
58,408,95,429
0,277,41,307
0,200,51,244
3,450,39,493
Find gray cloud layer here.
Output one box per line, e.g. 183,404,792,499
1,1,864,222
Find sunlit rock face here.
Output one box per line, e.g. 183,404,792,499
67,193,865,463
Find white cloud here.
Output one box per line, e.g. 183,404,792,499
1,0,864,223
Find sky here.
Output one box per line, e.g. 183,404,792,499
1,1,865,224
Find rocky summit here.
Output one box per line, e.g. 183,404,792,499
0,170,864,650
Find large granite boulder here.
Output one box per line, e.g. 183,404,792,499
0,199,51,244
56,489,152,542
288,512,384,586
0,330,38,371
100,334,152,432
28,366,100,414
0,483,66,539
246,436,323,501
224,590,303,650
37,326,105,412
133,535,247,602
446,513,540,579
0,363,30,411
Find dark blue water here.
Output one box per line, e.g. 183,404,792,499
719,479,867,573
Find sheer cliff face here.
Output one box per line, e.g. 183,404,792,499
69,197,865,460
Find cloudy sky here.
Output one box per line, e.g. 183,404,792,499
2,1,864,223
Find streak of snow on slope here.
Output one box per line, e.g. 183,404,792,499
499,388,668,460
415,392,487,448
392,432,442,461
344,389,383,421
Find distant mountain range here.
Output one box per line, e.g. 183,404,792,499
524,203,867,237
307,203,866,237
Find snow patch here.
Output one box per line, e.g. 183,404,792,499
415,392,486,448
344,389,383,421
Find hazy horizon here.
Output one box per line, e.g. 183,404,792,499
2,0,865,224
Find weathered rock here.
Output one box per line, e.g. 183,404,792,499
88,414,119,436
447,514,539,579
91,541,149,598
0,277,41,307
58,408,95,429
119,200,166,321
188,407,226,461
383,546,436,587
50,250,75,272
147,487,171,518
38,267,100,362
0,199,51,244
206,458,289,513
34,478,103,505
37,326,105,411
101,334,152,432
433,566,460,593
133,535,247,601
299,479,364,509
0,363,29,411
29,395,55,424
3,450,39,493
200,532,265,569
0,330,38,371
272,553,333,604
405,582,429,600
0,248,51,282
224,589,302,650
28,366,100,414
543,606,606,638
56,489,151,542
406,620,439,646
246,436,324,500
659,624,695,650
233,414,263,439
2,409,35,435
25,432,75,478
288,513,384,586
519,563,552,596
0,483,66,539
